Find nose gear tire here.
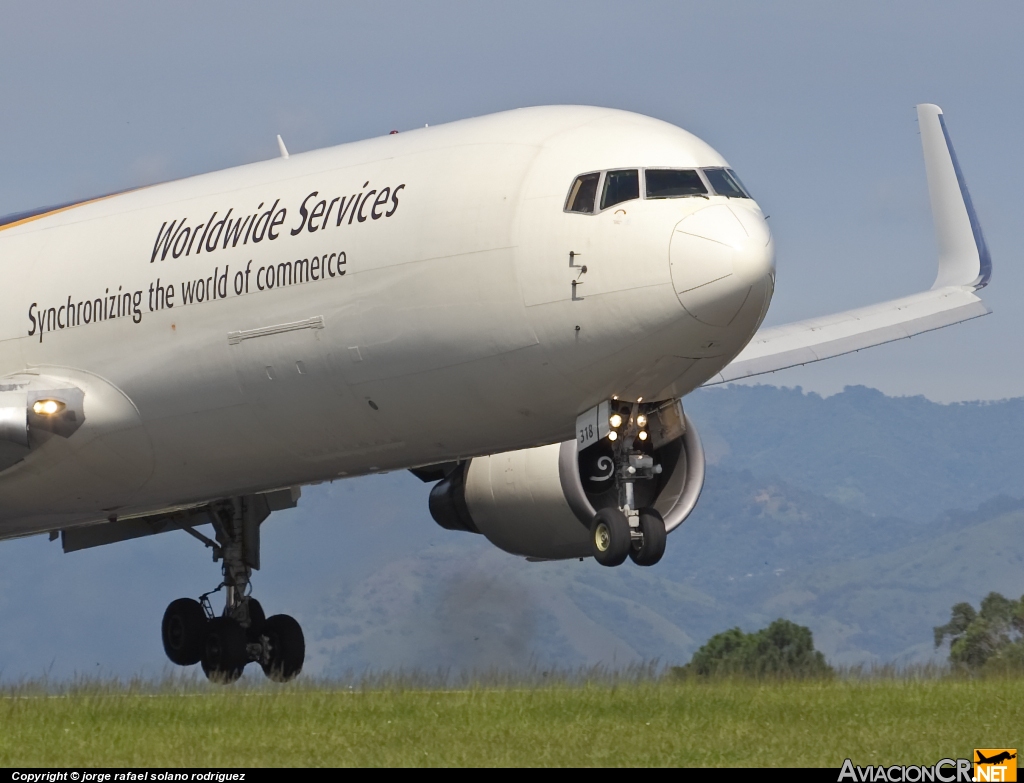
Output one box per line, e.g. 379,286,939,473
630,508,667,566
201,617,248,683
262,614,305,682
161,598,208,666
590,508,631,567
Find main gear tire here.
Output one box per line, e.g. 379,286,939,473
201,617,248,683
161,598,208,666
261,614,305,683
590,507,631,567
630,508,667,566
245,598,266,641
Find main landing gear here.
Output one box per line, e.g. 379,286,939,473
589,401,668,568
160,495,304,683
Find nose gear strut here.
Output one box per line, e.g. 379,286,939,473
587,400,668,567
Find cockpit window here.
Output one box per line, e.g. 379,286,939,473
567,166,752,214
566,173,600,213
601,169,639,210
703,168,751,199
645,169,708,198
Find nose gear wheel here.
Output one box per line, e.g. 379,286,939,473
591,507,631,566
630,508,666,566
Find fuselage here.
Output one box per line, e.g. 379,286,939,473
0,105,774,536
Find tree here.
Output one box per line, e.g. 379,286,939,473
674,619,833,679
934,592,1024,672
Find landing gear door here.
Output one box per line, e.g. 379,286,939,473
648,399,686,450
576,400,610,450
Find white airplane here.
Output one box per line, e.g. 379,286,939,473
0,104,990,682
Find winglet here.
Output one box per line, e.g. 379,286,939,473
917,104,991,290
704,105,992,387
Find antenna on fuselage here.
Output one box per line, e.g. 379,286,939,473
276,135,290,159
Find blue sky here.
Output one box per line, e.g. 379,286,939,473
1,2,1020,402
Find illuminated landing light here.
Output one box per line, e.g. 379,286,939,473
32,400,64,416
607,431,618,442
637,397,643,403
609,413,623,428
637,414,647,427
638,431,649,442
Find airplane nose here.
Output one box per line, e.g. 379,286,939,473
669,203,775,326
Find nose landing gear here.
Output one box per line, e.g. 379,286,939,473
160,494,305,683
587,401,669,568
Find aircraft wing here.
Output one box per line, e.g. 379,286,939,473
705,104,991,386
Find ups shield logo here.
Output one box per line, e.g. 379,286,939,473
975,749,1017,782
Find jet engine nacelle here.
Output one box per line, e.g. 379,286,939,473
428,413,705,560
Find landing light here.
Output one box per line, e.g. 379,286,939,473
609,413,623,428
637,414,647,427
607,431,618,442
32,400,64,416
638,431,648,441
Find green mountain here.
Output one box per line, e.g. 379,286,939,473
686,384,1024,522
298,469,1024,674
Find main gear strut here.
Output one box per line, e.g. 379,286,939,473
160,492,305,683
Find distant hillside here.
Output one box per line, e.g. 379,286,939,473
300,469,1024,674
0,385,1022,679
686,384,1024,522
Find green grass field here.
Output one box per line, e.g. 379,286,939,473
1,676,1021,767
